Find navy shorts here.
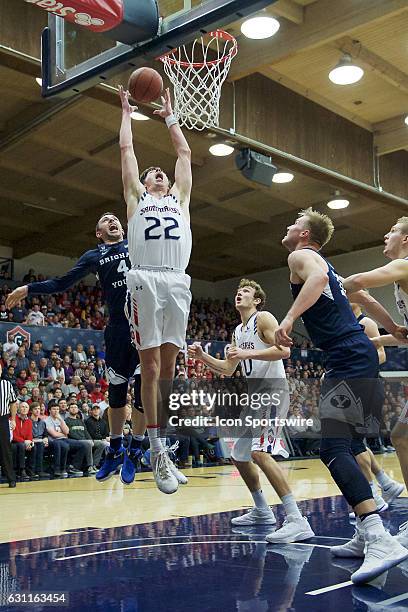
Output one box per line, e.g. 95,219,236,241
104,323,141,407
320,333,382,437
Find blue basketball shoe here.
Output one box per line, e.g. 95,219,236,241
120,447,143,485
96,446,125,482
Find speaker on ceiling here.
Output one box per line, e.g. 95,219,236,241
235,148,277,187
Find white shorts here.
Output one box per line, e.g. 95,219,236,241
126,268,191,350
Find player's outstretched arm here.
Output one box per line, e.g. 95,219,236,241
343,260,408,293
154,88,192,214
275,250,328,347
361,316,386,364
228,312,290,362
6,252,96,309
348,289,408,341
119,86,144,220
188,341,239,376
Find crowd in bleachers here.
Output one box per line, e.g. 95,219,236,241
0,273,405,481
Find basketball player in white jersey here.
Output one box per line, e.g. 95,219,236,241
188,279,314,543
119,85,192,494
344,216,408,547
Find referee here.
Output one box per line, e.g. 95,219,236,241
0,364,17,487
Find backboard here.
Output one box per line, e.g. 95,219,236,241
41,0,276,98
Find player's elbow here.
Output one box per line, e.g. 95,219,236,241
178,146,191,159
348,274,367,291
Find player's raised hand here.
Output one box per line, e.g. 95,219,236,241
188,342,204,360
153,88,173,119
6,285,28,309
275,316,294,348
119,85,137,115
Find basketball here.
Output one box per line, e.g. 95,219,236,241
128,67,163,103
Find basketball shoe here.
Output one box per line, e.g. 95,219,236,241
151,449,179,494
120,447,143,485
351,532,408,584
381,480,404,504
231,507,277,526
96,446,125,482
266,515,314,544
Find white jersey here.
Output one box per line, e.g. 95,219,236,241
233,312,286,379
127,191,192,272
394,281,408,327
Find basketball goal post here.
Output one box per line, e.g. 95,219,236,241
33,0,277,100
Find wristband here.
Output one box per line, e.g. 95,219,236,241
165,114,178,129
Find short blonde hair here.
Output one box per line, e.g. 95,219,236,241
238,278,266,310
397,217,408,234
298,207,334,247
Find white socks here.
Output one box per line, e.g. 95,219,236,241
282,493,302,519
375,469,393,489
251,489,269,509
147,426,163,454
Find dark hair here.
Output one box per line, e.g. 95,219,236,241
95,212,118,233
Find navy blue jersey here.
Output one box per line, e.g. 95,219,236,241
28,240,130,327
290,249,363,350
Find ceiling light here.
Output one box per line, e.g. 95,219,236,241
405,115,408,126
209,143,234,157
241,16,280,40
131,111,149,121
329,53,364,85
35,77,42,86
272,172,294,184
327,191,350,209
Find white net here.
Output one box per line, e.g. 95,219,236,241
159,30,237,131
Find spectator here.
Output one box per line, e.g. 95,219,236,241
28,402,49,479
38,357,52,383
15,347,29,376
45,401,70,478
90,382,104,404
11,402,33,481
98,390,109,415
85,405,110,468
57,398,69,421
25,304,44,326
16,369,30,391
64,403,95,475
2,337,19,363
10,301,27,324
50,358,65,383
73,343,87,364
62,355,74,384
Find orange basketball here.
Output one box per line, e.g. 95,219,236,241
128,67,163,103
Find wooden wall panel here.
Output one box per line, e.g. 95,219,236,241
231,73,374,184
379,151,408,200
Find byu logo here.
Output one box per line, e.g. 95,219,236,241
330,394,352,410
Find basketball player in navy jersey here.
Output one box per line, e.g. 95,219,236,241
6,213,146,486
344,215,408,548
119,85,191,494
189,279,314,543
276,207,408,584
349,303,404,515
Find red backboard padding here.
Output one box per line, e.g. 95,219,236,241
24,0,124,33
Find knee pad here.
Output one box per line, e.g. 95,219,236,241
231,437,252,463
109,382,128,409
320,439,371,507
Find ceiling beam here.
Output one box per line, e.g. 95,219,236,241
335,36,408,95
0,186,81,217
374,115,408,155
0,157,121,202
270,0,304,24
229,0,408,79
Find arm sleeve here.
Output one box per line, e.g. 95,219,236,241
27,250,98,296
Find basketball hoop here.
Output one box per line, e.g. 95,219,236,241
158,30,237,131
